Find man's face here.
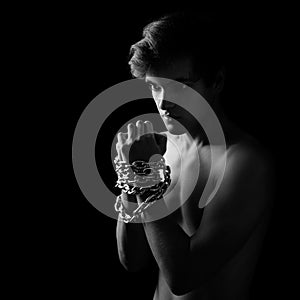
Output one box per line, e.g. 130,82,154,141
145,57,213,135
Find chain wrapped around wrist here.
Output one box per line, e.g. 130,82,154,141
114,156,171,223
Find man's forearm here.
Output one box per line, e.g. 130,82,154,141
139,198,192,295
116,193,153,272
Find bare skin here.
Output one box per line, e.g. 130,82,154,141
116,58,274,300
116,123,273,300
152,132,273,300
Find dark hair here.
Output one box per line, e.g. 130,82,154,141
129,11,228,86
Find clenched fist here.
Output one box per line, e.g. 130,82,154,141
116,120,167,164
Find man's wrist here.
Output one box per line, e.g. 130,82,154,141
120,192,138,213
138,197,169,222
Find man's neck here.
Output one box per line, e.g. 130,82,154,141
182,105,247,149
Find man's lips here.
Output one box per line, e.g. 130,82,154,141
162,112,179,119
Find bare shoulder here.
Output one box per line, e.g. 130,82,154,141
227,137,275,180
203,136,275,219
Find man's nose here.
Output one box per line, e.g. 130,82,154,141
157,90,175,111
159,99,175,111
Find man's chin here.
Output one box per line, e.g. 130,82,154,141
165,123,187,136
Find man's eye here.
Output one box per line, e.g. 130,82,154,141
148,83,162,92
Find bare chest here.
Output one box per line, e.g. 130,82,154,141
163,139,212,236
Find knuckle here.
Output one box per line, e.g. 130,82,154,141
136,120,143,127
144,121,153,132
118,132,127,143
126,138,133,145
127,123,133,131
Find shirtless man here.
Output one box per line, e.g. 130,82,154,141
115,12,274,300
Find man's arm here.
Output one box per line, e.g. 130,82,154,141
139,147,274,295
116,193,154,272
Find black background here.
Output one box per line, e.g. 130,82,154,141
39,5,292,299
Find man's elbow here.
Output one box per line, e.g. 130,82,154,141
168,270,207,296
170,285,190,296
169,281,192,296
120,261,141,272
167,273,194,296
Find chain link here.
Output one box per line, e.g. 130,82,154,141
114,156,171,222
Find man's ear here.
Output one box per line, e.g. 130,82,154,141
213,67,226,92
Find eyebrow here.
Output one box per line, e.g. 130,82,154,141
145,77,192,85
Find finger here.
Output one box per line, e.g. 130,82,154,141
136,120,144,140
144,121,154,134
117,132,127,161
115,141,122,160
115,142,124,161
117,132,127,144
127,123,135,142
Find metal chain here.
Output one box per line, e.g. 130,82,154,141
114,157,171,223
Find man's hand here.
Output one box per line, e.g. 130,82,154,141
116,120,167,164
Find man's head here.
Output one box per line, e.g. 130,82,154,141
129,11,227,136
129,11,227,88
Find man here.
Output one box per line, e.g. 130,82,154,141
115,12,274,300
